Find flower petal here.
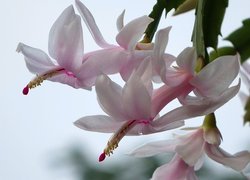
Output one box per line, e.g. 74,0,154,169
205,144,250,171
49,5,83,72
154,80,240,128
95,75,127,121
128,139,180,157
116,10,125,32
152,27,171,75
75,0,113,48
176,47,197,75
175,129,205,166
122,71,152,120
16,43,55,74
190,54,240,97
151,155,198,180
116,15,153,50
74,115,122,133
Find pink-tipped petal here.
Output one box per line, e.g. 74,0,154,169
75,0,113,48
116,15,153,50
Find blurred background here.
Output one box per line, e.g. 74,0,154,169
0,0,250,179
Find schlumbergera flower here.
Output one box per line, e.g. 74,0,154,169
150,47,241,130
75,58,185,162
75,47,241,162
129,114,250,179
17,0,174,95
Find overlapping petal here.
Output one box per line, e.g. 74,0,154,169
205,144,250,171
16,43,55,74
116,15,153,50
75,0,113,48
48,5,83,72
191,54,240,97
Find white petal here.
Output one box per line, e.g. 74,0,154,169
240,67,250,88
49,5,83,72
17,43,55,74
75,0,113,48
176,47,197,75
74,115,122,133
206,144,250,171
128,139,180,157
175,129,205,166
151,155,198,180
154,80,240,128
116,15,153,50
116,10,125,32
122,72,152,120
95,75,127,121
152,27,171,74
191,54,240,97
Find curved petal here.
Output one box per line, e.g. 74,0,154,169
240,67,250,88
128,139,180,157
176,47,197,75
151,155,197,180
75,0,113,48
122,71,152,120
74,115,122,133
48,72,91,90
154,80,240,128
17,43,55,74
191,54,240,97
95,75,127,121
152,27,171,75
175,129,205,166
116,10,125,32
116,15,153,50
49,5,83,72
205,144,250,171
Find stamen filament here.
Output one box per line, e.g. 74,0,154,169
23,68,64,95
99,120,137,162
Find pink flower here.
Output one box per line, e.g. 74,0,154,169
17,6,86,95
151,47,241,129
129,126,250,179
74,59,184,162
18,0,173,95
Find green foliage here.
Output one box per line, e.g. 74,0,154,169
144,0,187,41
209,47,237,62
203,0,228,49
192,0,228,64
226,18,250,63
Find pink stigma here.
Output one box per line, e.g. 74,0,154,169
99,152,106,162
23,85,29,95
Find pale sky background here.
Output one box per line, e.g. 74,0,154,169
1,0,250,180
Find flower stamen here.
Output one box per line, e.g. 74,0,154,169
23,68,65,95
99,120,137,162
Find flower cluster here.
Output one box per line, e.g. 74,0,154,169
18,0,250,179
